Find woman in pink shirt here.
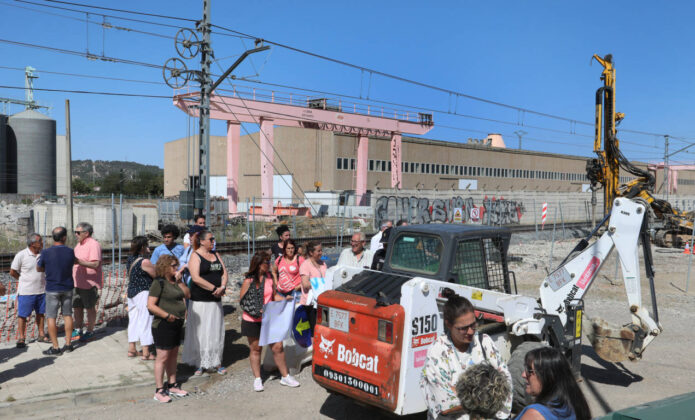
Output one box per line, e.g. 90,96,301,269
240,251,299,392
274,239,305,303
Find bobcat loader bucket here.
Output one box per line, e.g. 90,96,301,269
588,318,644,363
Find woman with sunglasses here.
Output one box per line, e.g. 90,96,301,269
241,252,300,392
182,230,228,376
147,255,190,403
515,347,591,420
420,288,512,420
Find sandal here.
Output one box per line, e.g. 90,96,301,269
38,336,52,343
127,350,141,358
193,367,204,376
16,339,26,349
216,366,227,375
141,354,156,361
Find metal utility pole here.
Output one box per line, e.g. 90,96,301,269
65,100,74,235
197,0,212,222
162,0,268,224
663,135,670,202
514,130,527,150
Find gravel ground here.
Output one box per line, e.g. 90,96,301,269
12,237,695,419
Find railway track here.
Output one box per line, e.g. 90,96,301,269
0,222,592,271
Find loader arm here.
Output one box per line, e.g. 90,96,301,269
539,197,662,362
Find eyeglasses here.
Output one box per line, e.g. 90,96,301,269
204,237,215,242
451,321,477,333
74,230,85,234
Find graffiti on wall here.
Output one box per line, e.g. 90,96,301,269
374,195,525,227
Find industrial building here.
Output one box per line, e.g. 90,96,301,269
163,126,695,206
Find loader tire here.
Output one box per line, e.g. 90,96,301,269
508,341,547,412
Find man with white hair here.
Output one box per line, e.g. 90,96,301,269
370,220,393,252
338,232,374,269
72,222,102,342
10,233,48,347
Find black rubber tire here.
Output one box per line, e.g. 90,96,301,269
508,341,547,412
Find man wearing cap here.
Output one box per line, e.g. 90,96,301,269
337,232,373,269
183,215,206,249
271,225,291,261
371,227,392,271
370,220,393,252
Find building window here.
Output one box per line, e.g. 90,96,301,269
337,158,342,170
369,159,374,171
388,161,392,172
351,159,355,170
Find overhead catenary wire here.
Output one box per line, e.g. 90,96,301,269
0,85,170,98
4,1,175,39
0,65,165,85
17,1,695,142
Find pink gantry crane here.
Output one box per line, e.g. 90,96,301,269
174,86,434,214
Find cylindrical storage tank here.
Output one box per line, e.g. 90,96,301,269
0,114,7,193
8,110,56,195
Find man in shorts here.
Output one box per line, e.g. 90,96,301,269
37,227,77,355
10,233,48,348
72,222,102,342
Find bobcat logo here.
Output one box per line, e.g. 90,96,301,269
319,335,335,359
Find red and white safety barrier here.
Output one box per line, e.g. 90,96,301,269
541,202,548,230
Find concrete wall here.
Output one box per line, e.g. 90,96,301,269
32,203,143,242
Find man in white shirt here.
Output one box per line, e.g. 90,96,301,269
10,233,48,347
370,220,393,252
338,232,374,269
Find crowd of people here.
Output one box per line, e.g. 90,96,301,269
4,217,591,418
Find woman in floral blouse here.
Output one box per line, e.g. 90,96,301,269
420,289,512,420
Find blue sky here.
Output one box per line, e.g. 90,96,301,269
2,1,694,167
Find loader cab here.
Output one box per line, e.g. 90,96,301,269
383,224,513,294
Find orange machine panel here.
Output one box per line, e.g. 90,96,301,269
312,290,405,412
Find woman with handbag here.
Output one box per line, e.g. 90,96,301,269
147,254,190,403
240,251,300,392
126,236,156,360
183,231,228,376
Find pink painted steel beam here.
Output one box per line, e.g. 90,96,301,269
174,93,434,135
226,122,240,214
260,118,274,215
356,135,369,206
390,133,402,189
648,163,695,194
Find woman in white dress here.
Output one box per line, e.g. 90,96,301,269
182,231,228,375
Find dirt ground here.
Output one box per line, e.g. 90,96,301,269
32,239,695,419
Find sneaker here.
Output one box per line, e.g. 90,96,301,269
193,367,204,376
71,329,81,340
42,347,62,356
167,382,189,397
153,388,171,403
279,375,300,388
61,344,75,353
79,331,94,342
253,377,264,392
216,366,227,375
